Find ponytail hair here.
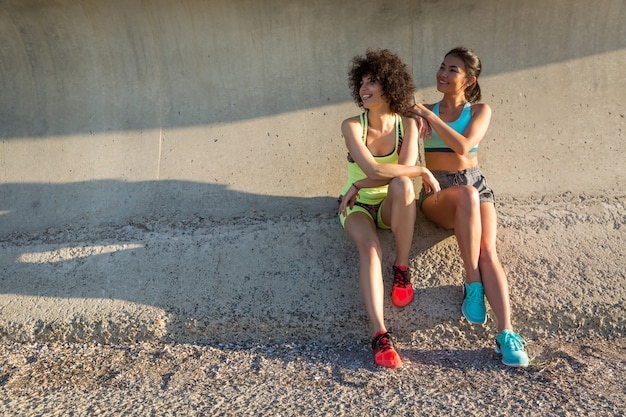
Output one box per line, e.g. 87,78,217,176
465,79,481,104
445,47,482,103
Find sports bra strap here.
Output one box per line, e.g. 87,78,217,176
359,111,403,144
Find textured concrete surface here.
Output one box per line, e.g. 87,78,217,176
0,1,625,345
1,0,625,234
1,194,624,345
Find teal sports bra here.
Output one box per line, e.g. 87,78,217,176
423,101,477,153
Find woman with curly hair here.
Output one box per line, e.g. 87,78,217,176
408,47,529,367
338,49,440,369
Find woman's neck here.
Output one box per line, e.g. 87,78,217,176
366,107,396,133
440,93,467,109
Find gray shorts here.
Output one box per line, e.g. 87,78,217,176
419,166,495,207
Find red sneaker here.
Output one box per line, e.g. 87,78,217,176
372,331,402,369
392,266,414,307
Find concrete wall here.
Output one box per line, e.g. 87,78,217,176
1,0,625,345
1,0,625,235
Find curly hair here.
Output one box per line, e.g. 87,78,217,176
348,49,415,114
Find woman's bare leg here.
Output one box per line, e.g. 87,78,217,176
478,202,512,332
344,212,386,334
380,176,416,267
422,185,482,283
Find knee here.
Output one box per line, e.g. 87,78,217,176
388,176,415,200
357,239,382,261
457,185,480,212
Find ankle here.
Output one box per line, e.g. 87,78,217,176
373,329,388,338
498,326,514,334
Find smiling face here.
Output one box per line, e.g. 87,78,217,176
359,75,386,110
436,54,475,96
348,49,416,112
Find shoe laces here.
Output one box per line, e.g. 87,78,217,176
500,331,527,352
372,332,395,352
393,266,409,288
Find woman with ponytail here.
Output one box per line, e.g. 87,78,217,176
407,47,529,367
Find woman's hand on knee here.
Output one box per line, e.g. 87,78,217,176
421,170,441,203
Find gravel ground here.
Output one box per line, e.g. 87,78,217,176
1,193,624,416
1,336,624,416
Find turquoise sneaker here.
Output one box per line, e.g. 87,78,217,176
462,282,486,325
495,330,530,368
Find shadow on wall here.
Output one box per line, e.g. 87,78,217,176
0,180,338,236
0,179,457,345
1,0,625,138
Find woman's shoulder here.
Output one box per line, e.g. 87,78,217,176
341,113,366,137
469,102,492,117
342,113,365,128
399,113,418,127
343,113,363,123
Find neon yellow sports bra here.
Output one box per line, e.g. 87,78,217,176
341,111,404,203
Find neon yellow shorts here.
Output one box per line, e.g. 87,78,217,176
337,196,391,229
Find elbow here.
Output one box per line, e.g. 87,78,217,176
456,144,475,156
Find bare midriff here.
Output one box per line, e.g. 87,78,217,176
424,152,478,172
